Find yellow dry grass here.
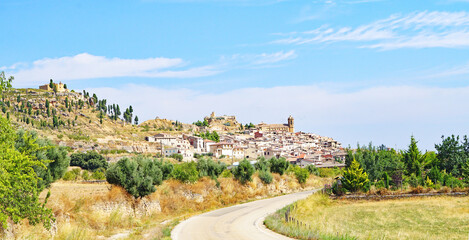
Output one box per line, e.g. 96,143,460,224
10,174,325,240
292,194,469,240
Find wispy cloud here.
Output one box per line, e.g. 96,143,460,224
425,61,469,78
220,50,297,69
274,11,469,50
3,53,220,85
251,50,297,64
2,51,297,86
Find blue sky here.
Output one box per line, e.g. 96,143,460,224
2,0,469,150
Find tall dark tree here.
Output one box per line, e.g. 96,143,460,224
435,135,469,176
116,104,121,120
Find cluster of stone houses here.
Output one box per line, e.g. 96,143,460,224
145,128,346,168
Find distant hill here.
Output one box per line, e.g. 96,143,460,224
0,87,192,156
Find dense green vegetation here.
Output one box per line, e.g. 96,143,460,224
15,130,70,189
106,157,163,198
338,135,469,193
197,158,226,179
171,162,199,184
0,72,54,230
193,119,209,127
196,131,220,142
70,151,108,171
233,159,255,184
105,157,226,197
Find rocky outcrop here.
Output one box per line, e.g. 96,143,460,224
91,198,161,217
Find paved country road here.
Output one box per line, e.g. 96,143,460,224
171,189,319,240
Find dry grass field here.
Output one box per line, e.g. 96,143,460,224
11,173,326,240
285,193,469,240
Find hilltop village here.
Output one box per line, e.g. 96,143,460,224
146,112,346,168
1,82,346,168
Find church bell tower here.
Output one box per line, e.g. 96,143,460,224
288,115,294,133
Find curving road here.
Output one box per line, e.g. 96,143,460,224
171,189,318,240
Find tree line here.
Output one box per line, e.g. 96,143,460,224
333,135,469,194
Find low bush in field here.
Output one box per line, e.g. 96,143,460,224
91,168,106,180
269,157,289,175
197,158,226,179
106,157,163,198
159,161,174,180
171,162,199,183
220,169,232,178
169,153,183,162
306,165,320,176
233,159,255,184
70,151,108,171
63,169,81,181
254,157,270,172
258,170,273,184
294,167,309,184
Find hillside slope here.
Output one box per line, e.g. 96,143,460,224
0,87,192,157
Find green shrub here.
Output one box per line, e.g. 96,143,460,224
91,169,106,180
269,157,289,175
82,171,90,180
254,157,270,171
220,169,232,178
427,166,442,184
197,158,226,179
233,159,255,184
384,172,390,189
342,159,369,192
332,180,345,196
106,157,163,198
403,173,421,188
294,167,309,184
374,179,385,189
169,153,183,162
306,165,320,176
171,162,199,183
15,130,70,189
443,174,465,188
425,176,434,188
63,170,78,181
159,161,174,180
258,170,273,184
0,114,53,230
70,151,108,171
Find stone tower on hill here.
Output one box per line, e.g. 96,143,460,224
288,115,294,133
39,81,68,92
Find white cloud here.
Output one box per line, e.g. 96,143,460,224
3,53,220,86
425,61,469,78
87,84,469,150
219,50,297,69
275,11,469,49
3,51,296,86
252,50,297,64
365,30,469,50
